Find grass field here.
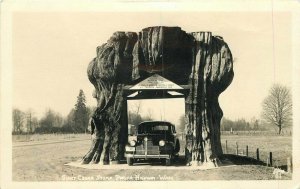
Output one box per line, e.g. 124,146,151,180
12,133,292,181
12,133,90,142
220,135,292,167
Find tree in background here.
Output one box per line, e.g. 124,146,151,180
220,117,234,131
127,102,156,126
13,108,39,134
36,109,64,133
12,108,25,134
128,101,143,126
25,110,33,133
61,108,75,132
221,117,264,131
62,105,95,133
132,101,141,115
250,117,260,131
143,108,154,121
73,89,89,133
235,119,250,131
262,84,292,134
25,110,39,133
12,89,92,134
177,115,185,132
128,111,143,126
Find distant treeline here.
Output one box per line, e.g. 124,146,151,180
13,89,289,134
12,89,93,134
127,111,153,126
12,90,156,135
221,117,269,131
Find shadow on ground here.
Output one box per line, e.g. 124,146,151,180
119,154,266,167
102,155,188,167
86,154,271,168
219,154,289,171
219,154,264,166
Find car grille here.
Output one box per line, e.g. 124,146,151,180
135,140,160,155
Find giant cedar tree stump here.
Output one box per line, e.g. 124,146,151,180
81,26,234,166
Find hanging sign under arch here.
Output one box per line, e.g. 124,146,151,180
130,74,183,90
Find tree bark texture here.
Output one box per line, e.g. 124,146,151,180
82,27,234,166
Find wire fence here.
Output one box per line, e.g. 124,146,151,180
222,139,292,172
220,130,292,136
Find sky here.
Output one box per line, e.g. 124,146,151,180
12,11,292,123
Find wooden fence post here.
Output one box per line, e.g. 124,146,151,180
269,152,273,167
225,140,228,154
256,148,260,161
246,145,249,157
235,142,239,155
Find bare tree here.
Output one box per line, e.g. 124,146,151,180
178,114,185,132
128,101,143,125
262,84,292,134
25,109,34,133
12,108,25,134
132,101,142,115
145,108,153,120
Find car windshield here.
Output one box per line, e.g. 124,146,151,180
138,122,171,135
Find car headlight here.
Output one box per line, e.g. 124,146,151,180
159,140,165,146
129,140,136,147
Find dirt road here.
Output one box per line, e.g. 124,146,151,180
12,139,291,181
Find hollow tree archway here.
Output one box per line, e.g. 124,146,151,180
81,26,234,166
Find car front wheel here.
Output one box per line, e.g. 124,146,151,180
127,157,134,166
165,158,171,166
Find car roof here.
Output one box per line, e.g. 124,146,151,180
138,121,174,126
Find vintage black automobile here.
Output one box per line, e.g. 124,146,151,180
125,121,180,166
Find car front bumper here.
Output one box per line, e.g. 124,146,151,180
125,153,170,159
125,146,171,159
